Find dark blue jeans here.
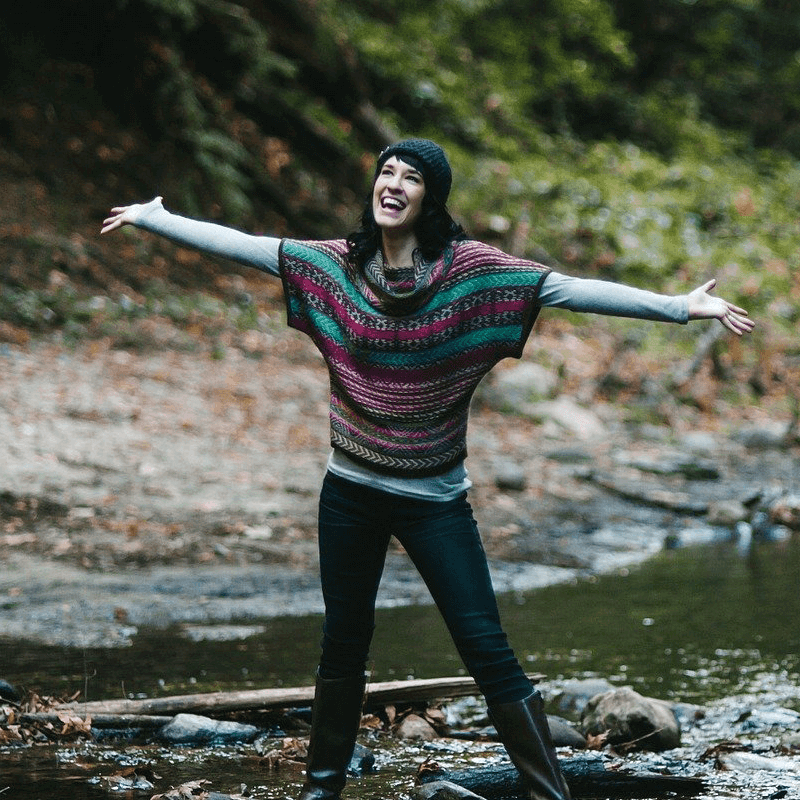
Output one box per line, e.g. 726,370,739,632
316,471,533,704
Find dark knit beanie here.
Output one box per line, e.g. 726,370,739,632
375,138,452,207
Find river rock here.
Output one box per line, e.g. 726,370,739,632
547,716,587,749
706,499,749,526
157,713,258,745
550,678,616,716
0,679,21,702
769,494,800,529
522,397,607,440
614,451,720,480
717,750,800,773
493,461,527,491
479,363,559,411
580,687,680,752
733,424,790,450
396,713,438,740
411,779,486,800
349,743,376,775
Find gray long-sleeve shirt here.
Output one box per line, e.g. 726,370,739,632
135,202,689,323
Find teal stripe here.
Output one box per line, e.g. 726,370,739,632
305,307,350,348
424,270,545,312
284,241,378,316
305,307,522,366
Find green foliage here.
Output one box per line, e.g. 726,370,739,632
311,0,800,330
4,0,800,334
609,0,800,153
115,0,296,222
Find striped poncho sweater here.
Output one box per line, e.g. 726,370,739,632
279,238,549,477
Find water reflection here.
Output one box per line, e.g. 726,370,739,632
2,537,799,799
3,536,798,709
495,535,800,707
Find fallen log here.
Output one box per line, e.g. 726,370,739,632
20,713,172,729
420,756,706,799
55,674,543,717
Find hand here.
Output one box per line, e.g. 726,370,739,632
686,279,755,336
101,196,163,235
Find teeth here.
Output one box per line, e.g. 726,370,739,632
382,197,405,210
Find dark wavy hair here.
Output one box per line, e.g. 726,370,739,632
345,154,468,271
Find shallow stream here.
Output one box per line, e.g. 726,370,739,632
2,534,799,799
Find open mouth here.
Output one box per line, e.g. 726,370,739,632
381,196,406,211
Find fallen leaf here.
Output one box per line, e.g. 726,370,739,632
585,730,609,750
151,779,212,799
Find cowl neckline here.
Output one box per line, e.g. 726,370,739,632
357,245,454,316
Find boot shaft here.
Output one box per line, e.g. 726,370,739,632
489,690,572,800
298,671,367,800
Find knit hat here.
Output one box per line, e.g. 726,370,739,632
375,138,452,207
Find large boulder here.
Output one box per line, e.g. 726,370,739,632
580,687,680,752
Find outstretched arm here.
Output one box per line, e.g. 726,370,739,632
539,273,754,335
101,197,281,276
685,279,754,336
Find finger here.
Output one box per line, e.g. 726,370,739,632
726,313,754,334
701,278,717,293
726,303,749,316
724,316,740,334
100,218,121,234
730,309,755,326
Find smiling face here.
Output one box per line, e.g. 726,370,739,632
372,156,426,236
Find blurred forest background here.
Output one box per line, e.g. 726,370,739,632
1,0,798,415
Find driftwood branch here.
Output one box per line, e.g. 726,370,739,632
55,674,543,718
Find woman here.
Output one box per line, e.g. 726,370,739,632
102,138,753,800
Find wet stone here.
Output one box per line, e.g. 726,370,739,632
717,750,800,774
769,494,800,530
706,499,750,526
550,678,616,716
0,678,21,702
493,462,527,491
157,713,259,745
580,687,681,752
736,707,800,734
544,716,586,749
349,742,376,775
396,713,439,740
411,779,487,800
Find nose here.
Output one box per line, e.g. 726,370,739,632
385,172,403,192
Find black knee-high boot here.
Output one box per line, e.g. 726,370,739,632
488,689,572,800
297,671,366,800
